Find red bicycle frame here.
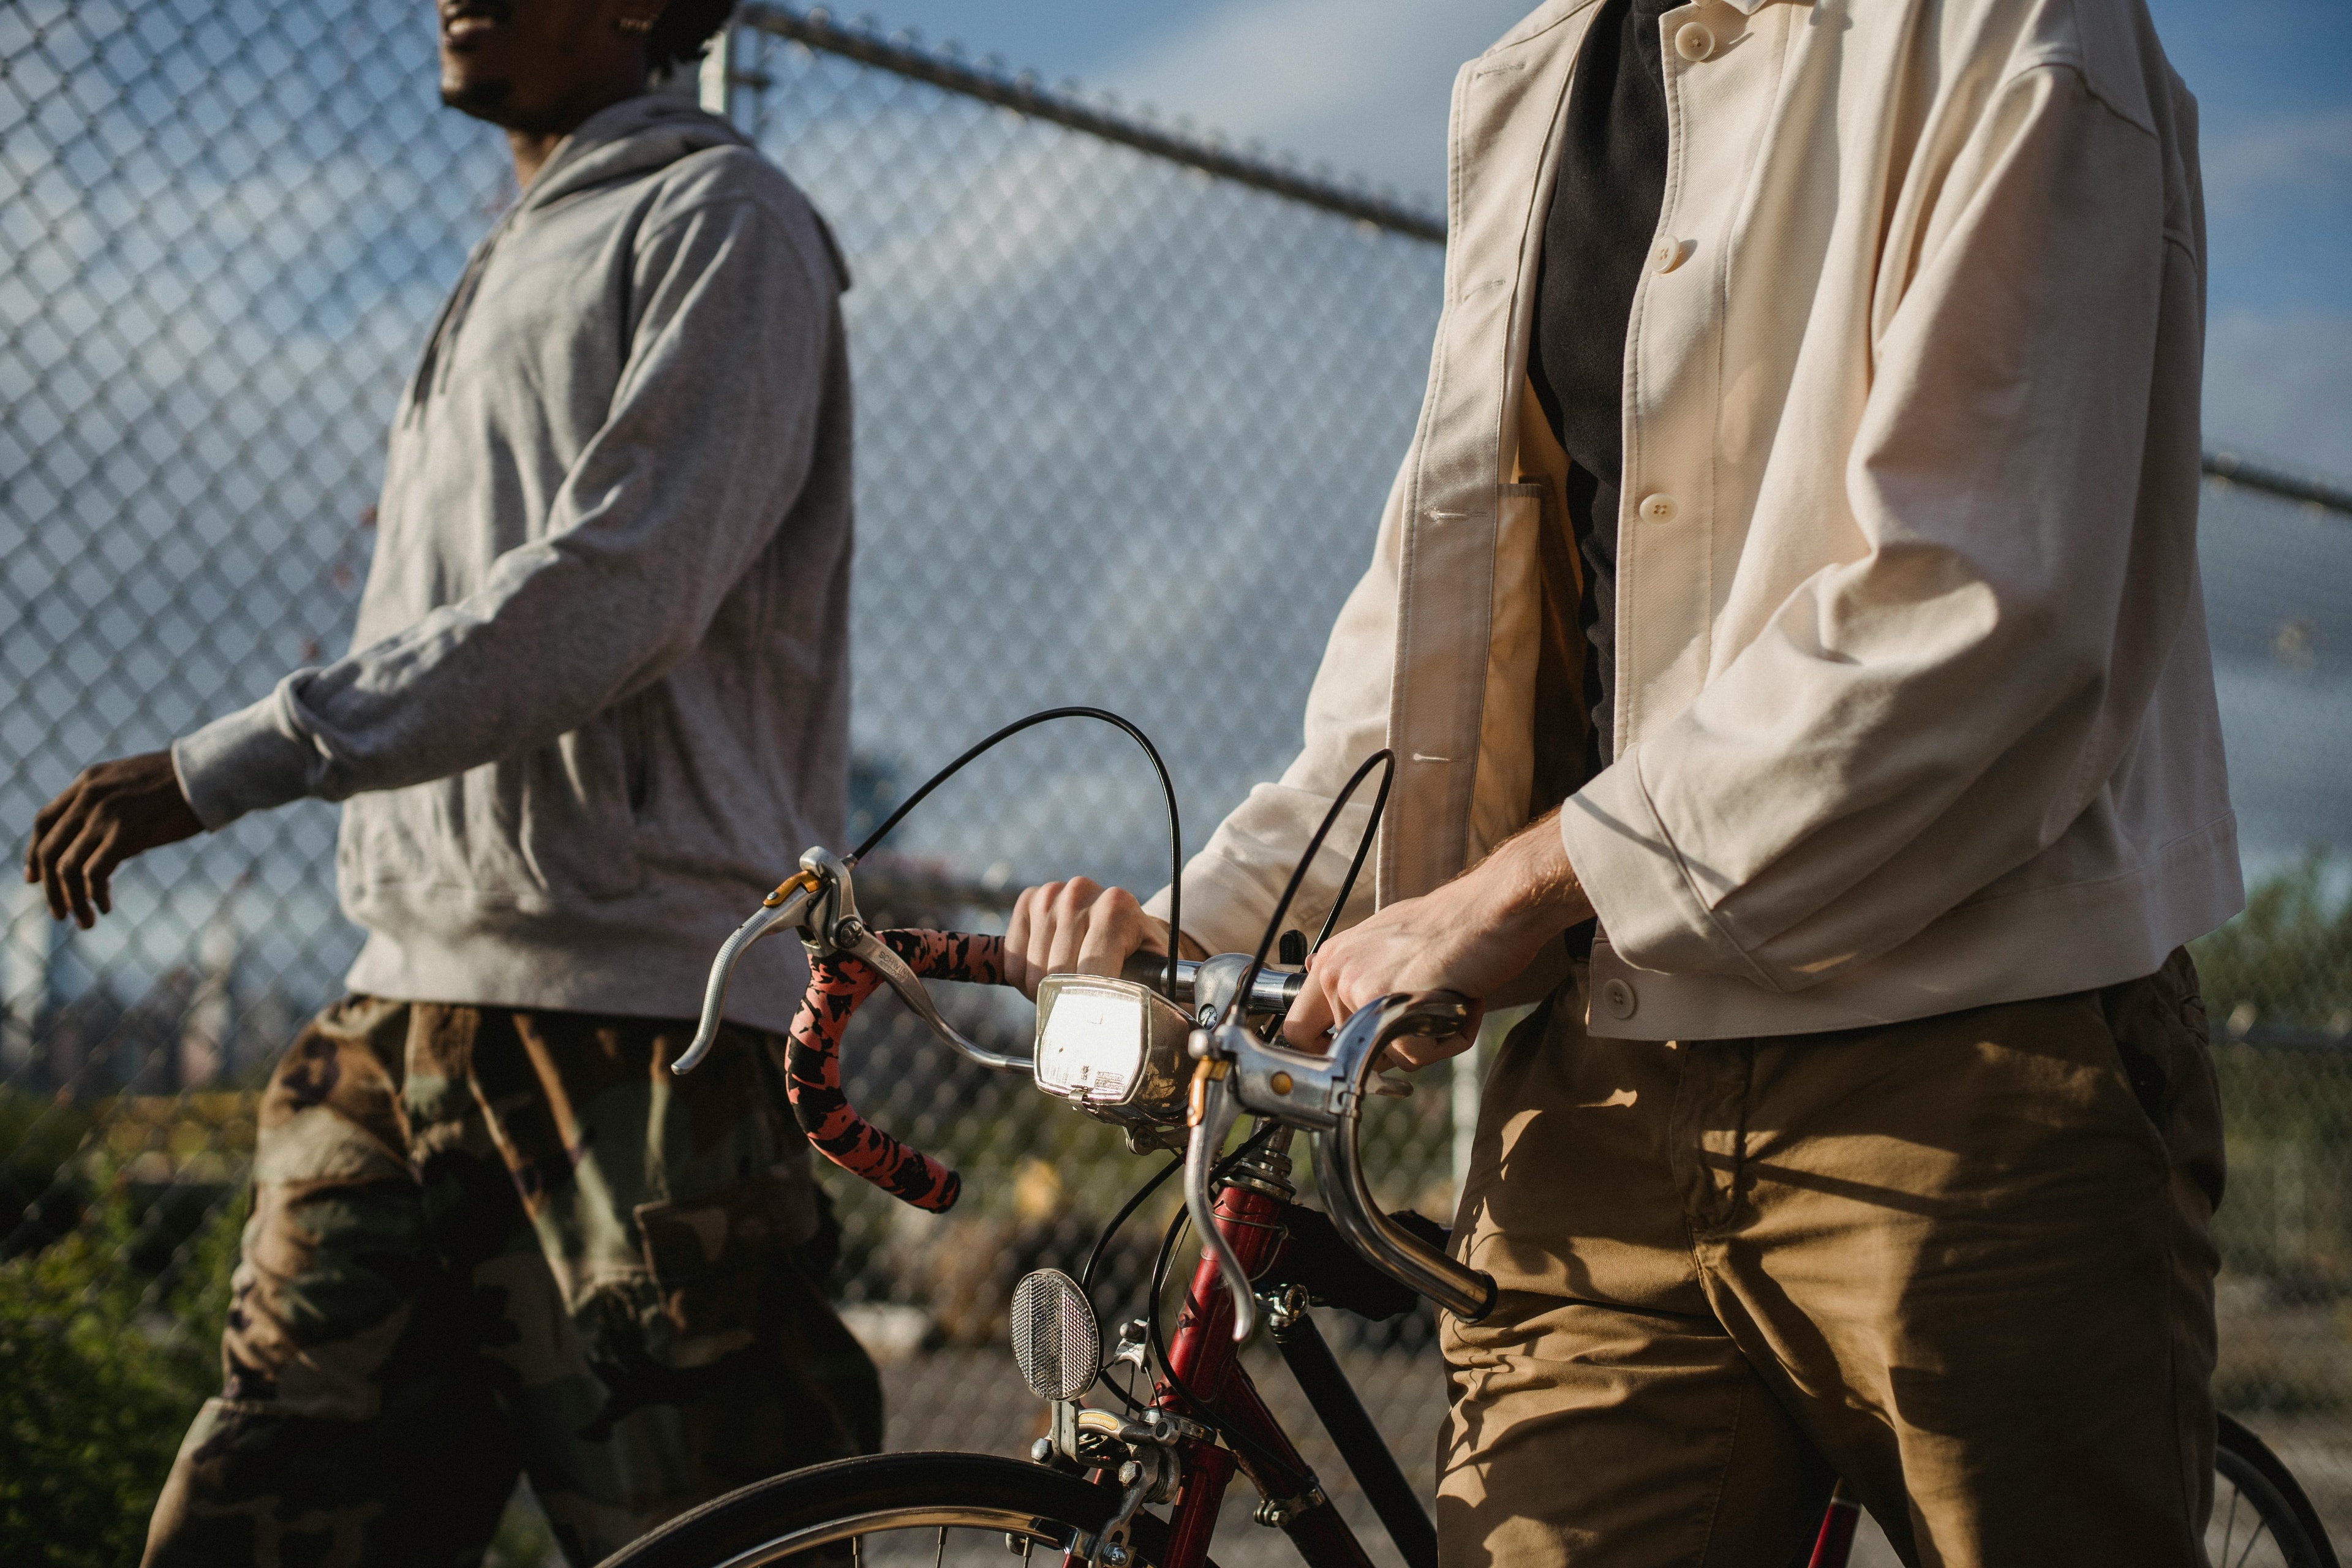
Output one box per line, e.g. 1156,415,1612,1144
1151,1181,1371,1568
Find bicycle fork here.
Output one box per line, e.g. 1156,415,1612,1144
1155,1137,1377,1568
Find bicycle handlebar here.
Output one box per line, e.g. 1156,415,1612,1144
1186,990,1496,1339
677,846,1495,1320
783,926,1007,1212
1118,949,1305,1022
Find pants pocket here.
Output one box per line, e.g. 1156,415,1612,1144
634,1164,820,1362
2098,948,2225,1210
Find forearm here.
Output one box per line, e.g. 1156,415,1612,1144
1280,811,1590,1052
1487,808,1594,940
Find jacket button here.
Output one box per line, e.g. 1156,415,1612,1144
1638,492,1678,524
1649,236,1686,273
1675,22,1716,61
1602,978,1638,1020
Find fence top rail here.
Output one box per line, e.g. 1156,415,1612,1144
734,3,1450,244
743,6,2352,518
2202,450,2352,517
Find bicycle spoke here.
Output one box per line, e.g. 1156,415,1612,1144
936,1526,948,1568
853,1531,863,1568
2220,1487,2242,1557
2231,1516,2274,1568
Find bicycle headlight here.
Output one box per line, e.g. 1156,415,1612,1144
1033,975,1193,1124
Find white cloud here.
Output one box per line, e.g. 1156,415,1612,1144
1095,0,1536,205
2204,309,2352,477
2200,106,2352,214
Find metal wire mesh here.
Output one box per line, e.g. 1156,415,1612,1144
4,3,2351,1561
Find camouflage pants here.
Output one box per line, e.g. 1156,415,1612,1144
143,996,881,1568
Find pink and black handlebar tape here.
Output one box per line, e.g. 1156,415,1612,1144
783,929,1004,1212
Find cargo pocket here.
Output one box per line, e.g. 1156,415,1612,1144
633,1164,821,1370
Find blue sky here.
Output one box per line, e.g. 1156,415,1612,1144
840,0,2352,475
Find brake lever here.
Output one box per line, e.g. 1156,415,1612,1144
835,920,1028,1072
1185,1027,1259,1343
675,870,822,1073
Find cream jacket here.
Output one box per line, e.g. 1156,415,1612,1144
1150,0,2240,1039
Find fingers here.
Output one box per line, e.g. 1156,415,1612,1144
1003,883,1039,996
1003,879,1158,1000
1042,877,1102,978
1074,886,1147,978
1281,963,1338,1049
31,776,91,921
26,785,69,883
1005,881,1058,1000
84,819,129,919
51,812,113,929
1382,1000,1485,1071
37,832,72,922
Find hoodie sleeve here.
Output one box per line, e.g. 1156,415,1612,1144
172,192,843,829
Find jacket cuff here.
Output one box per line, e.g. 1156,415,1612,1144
1560,754,1777,988
172,690,320,831
1141,857,1272,961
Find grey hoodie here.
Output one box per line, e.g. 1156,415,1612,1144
172,96,851,1032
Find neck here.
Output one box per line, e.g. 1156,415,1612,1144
505,77,644,187
508,127,568,187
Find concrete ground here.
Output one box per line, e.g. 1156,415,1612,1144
873,1341,2350,1568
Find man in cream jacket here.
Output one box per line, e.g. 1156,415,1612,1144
1005,0,2237,1560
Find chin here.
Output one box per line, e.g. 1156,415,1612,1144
440,73,518,123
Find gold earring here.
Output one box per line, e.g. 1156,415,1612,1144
616,14,654,32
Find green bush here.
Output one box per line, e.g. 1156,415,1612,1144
0,1186,241,1568
1,1091,95,1259
2193,850,2352,1035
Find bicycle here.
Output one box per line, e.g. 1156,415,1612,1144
604,713,2339,1568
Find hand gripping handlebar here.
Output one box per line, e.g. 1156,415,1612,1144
679,849,1498,1324
1186,990,1498,1340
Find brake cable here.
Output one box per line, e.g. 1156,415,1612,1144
849,706,1185,1003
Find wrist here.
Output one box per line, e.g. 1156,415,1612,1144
1485,814,1591,937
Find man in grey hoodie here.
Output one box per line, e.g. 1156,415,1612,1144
25,2,875,1562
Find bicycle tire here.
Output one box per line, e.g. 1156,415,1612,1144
595,1452,1207,1568
2215,1413,2340,1568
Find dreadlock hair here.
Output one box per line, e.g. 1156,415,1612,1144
646,0,735,75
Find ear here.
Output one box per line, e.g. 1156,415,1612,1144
614,0,665,37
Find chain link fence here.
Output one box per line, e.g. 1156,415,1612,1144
4,2,2351,1561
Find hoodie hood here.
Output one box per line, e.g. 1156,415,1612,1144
524,94,753,211
408,96,754,409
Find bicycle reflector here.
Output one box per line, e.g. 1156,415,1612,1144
1009,1268,1101,1402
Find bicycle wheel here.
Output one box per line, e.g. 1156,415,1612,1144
597,1452,1202,1568
2212,1414,2340,1568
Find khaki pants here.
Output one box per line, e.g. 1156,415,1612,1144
1439,952,2222,1567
